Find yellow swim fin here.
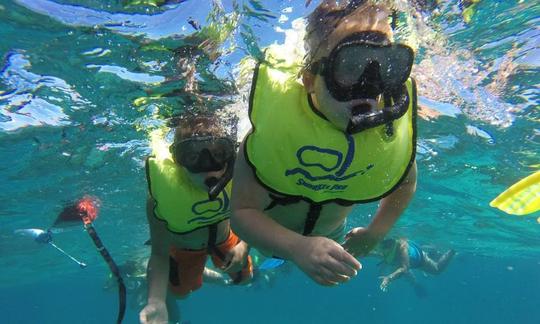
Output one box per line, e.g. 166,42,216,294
490,171,540,216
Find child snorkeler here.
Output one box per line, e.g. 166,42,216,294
375,237,455,292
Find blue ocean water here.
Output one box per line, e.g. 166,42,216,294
0,0,539,323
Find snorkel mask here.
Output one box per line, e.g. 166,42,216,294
170,136,235,199
307,31,414,134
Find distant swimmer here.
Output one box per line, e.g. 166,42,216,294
373,237,455,293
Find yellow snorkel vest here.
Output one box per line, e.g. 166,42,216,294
145,157,231,234
245,62,417,204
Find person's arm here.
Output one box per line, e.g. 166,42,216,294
344,161,417,256
369,162,417,236
140,197,171,324
230,140,303,260
380,240,410,291
231,139,360,285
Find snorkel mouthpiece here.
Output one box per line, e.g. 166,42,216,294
346,86,409,134
351,99,378,115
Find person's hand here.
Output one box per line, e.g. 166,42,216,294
291,236,361,286
221,241,249,273
342,227,382,257
379,275,391,292
139,300,168,324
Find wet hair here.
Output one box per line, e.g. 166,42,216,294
172,113,226,142
304,0,392,65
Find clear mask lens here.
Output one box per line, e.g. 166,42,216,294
332,44,413,90
172,137,234,173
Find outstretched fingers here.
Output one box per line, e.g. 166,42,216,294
315,251,362,285
312,267,342,286
325,255,359,279
331,246,361,271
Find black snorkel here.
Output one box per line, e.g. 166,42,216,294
346,86,410,134
206,155,235,200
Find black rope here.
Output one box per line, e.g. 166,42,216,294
85,224,126,324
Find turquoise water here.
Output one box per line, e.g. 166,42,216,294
1,0,539,323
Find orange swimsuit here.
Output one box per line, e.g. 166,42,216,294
168,230,253,296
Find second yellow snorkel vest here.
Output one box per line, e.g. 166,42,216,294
245,62,417,204
145,157,231,234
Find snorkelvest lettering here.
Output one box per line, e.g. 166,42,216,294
245,62,417,204
146,157,231,233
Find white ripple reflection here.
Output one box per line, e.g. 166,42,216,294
0,51,89,132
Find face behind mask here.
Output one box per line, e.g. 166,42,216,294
170,136,234,173
170,136,236,199
308,31,414,134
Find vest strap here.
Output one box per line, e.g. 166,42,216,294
303,203,323,236
266,194,350,236
207,224,225,261
264,194,303,211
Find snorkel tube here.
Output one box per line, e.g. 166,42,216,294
347,86,410,134
207,155,235,200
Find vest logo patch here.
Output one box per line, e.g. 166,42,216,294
285,134,374,193
189,191,230,224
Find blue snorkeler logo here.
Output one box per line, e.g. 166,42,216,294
188,190,230,224
285,134,373,192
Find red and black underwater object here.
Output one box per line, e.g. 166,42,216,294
54,196,126,324
54,196,99,225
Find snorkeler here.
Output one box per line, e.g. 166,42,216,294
140,113,252,324
375,237,456,292
231,0,417,286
